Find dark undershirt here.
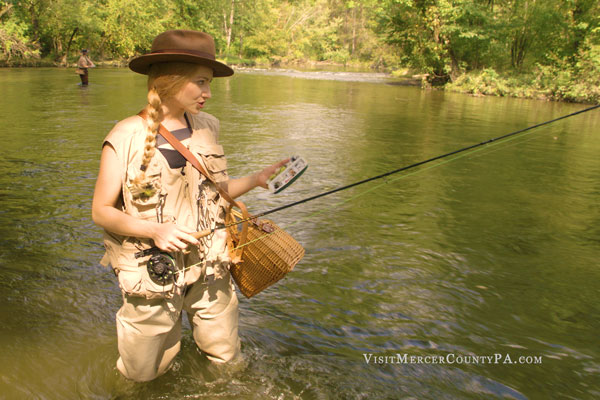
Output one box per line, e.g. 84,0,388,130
157,127,191,169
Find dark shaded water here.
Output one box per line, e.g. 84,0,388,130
0,68,599,399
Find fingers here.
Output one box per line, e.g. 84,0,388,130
157,241,183,253
175,225,200,245
167,229,200,251
274,158,290,169
178,231,200,246
153,223,200,252
163,243,180,253
158,238,192,253
171,237,189,250
266,159,290,177
266,159,289,174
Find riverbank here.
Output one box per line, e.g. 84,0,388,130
0,55,371,72
2,57,597,104
0,57,129,68
443,68,600,104
223,56,600,104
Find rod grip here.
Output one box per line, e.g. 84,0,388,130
192,229,212,239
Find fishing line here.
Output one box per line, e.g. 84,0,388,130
231,116,562,251
213,103,600,250
223,104,600,249
185,104,600,253
252,106,600,246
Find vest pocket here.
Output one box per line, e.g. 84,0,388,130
190,143,228,183
124,161,164,219
115,240,178,299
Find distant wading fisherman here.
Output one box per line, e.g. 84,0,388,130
91,30,287,381
76,49,95,86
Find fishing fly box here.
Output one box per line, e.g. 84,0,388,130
267,156,308,194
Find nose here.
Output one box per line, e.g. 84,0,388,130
203,85,211,99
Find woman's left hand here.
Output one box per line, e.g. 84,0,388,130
255,158,290,189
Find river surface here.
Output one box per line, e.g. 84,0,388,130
0,68,599,399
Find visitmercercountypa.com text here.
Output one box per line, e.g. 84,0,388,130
363,353,543,365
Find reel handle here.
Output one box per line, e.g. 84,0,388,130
192,229,213,239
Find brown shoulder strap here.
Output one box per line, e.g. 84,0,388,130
138,109,250,252
137,109,238,207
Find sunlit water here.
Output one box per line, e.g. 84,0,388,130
0,68,599,399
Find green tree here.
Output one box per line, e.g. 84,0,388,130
0,1,40,61
95,0,173,58
380,0,494,81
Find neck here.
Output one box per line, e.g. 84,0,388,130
160,99,186,126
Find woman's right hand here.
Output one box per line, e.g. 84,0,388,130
151,222,200,252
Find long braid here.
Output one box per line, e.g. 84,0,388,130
130,87,163,198
142,87,162,169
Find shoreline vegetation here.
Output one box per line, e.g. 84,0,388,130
4,57,595,104
1,0,598,103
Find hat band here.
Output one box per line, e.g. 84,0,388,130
150,49,216,60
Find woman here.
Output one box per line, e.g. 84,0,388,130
92,30,286,382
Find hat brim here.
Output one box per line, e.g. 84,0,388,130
129,53,234,77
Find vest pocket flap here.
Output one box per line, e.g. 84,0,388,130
190,143,228,182
116,267,145,296
124,160,164,218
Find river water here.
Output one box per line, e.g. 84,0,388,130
0,68,599,399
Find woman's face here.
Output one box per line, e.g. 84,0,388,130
173,65,214,114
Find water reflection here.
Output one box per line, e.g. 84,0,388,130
0,68,598,399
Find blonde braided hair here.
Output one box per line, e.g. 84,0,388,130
130,62,205,198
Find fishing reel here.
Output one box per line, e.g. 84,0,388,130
135,247,177,285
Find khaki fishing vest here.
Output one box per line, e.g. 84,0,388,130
100,111,232,298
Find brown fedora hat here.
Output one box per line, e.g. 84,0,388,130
129,30,233,77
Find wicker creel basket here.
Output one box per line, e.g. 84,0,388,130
226,206,304,298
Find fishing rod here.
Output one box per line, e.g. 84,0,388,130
194,103,600,238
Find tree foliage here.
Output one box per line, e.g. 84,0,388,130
0,0,598,101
